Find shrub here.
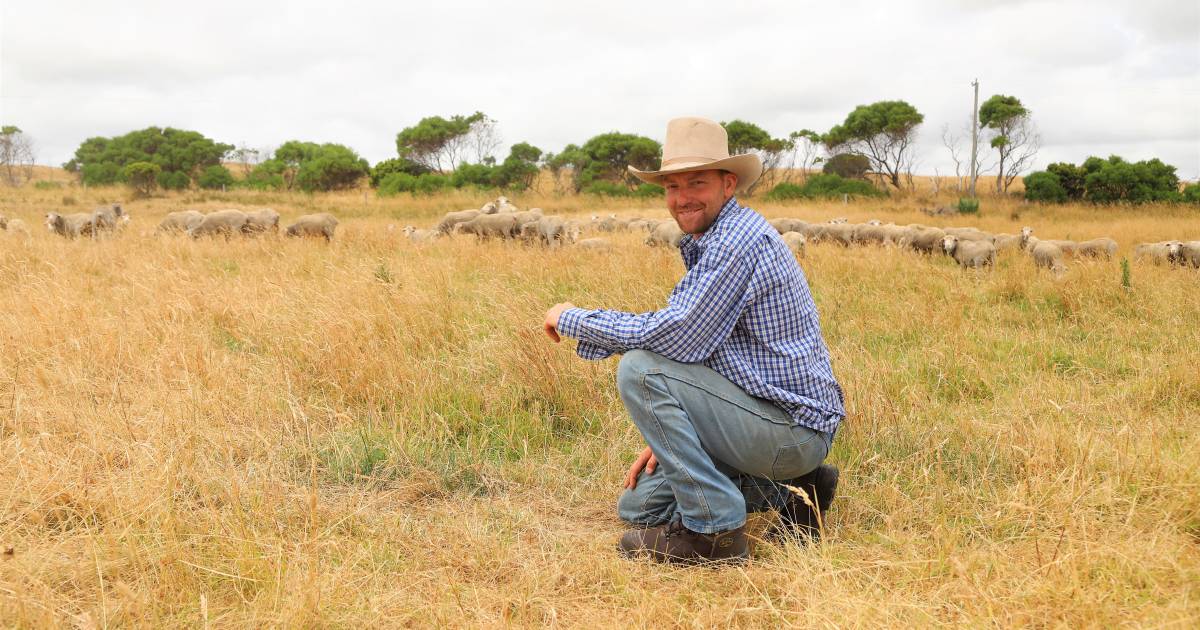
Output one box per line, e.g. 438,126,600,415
34,181,63,190
1183,183,1200,204
822,153,871,179
370,157,429,187
377,172,417,196
412,173,450,195
766,174,885,200
198,165,235,190
957,197,980,214
156,170,191,191
64,127,231,187
1023,171,1067,203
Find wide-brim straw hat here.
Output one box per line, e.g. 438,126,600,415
628,117,763,194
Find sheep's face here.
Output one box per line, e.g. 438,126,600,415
942,235,959,253
867,220,881,226
1167,241,1183,257
402,226,415,236
45,213,61,232
567,224,581,243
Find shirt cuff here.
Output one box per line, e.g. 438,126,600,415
556,307,591,339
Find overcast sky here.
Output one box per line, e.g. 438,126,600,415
2,0,1197,179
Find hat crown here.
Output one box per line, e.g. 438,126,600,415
661,117,730,167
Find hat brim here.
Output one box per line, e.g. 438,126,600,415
627,153,763,195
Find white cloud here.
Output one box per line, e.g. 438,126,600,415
1,0,1196,179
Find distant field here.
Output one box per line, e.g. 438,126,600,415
1,182,1198,627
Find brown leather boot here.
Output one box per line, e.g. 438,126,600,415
618,518,749,566
773,464,839,543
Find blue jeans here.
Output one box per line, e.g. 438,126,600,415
615,350,832,534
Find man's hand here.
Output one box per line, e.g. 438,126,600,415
543,302,575,342
623,446,658,489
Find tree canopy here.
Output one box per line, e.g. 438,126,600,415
395,112,499,173
249,141,370,192
545,132,660,194
979,94,1038,193
64,126,232,187
1024,155,1185,204
824,100,923,189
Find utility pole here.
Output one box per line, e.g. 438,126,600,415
969,79,980,198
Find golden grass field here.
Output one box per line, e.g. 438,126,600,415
1,178,1198,627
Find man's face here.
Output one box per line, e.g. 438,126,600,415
663,169,737,236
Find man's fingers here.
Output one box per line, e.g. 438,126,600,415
646,455,657,475
543,323,560,342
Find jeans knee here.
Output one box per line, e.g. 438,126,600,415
616,349,659,396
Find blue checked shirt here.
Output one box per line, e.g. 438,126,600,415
556,197,845,435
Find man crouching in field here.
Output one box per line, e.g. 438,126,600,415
542,117,845,565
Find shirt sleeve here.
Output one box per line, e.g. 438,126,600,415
554,242,753,362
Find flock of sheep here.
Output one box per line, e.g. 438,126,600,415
5,198,1199,273
0,203,341,241
763,217,1200,273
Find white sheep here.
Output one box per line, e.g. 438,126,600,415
781,232,806,258
45,212,96,238
1133,241,1184,266
0,216,29,240
1180,241,1200,268
905,227,946,254
157,210,205,234
285,213,339,241
992,233,1021,251
942,234,996,269
402,225,440,243
1074,237,1118,260
828,217,848,224
645,220,684,247
243,208,281,234
454,213,519,240
1023,234,1068,274
90,203,129,235
188,209,249,238
437,209,481,234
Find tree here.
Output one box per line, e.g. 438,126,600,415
0,126,36,186
228,143,262,179
491,142,543,191
546,133,660,193
395,112,498,173
198,165,236,190
259,141,369,192
64,127,232,187
370,157,430,187
824,100,924,190
123,161,161,196
1046,162,1086,200
979,95,1040,194
720,120,796,195
789,130,823,184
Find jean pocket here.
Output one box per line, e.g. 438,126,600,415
771,432,826,480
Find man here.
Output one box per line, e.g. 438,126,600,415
543,117,844,565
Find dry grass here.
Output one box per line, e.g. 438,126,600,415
1,182,1198,627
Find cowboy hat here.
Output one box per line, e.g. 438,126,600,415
628,117,763,194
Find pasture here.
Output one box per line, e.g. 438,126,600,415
1,184,1198,627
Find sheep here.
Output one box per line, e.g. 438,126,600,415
769,218,807,235
942,234,996,269
519,216,570,247
1,216,29,239
828,217,848,224
905,227,946,254
818,223,855,246
91,203,129,234
576,237,612,250
402,225,440,243
627,218,657,233
157,210,205,234
1180,241,1200,268
781,232,807,258
509,209,544,229
992,233,1021,251
45,212,96,238
1024,235,1068,274
189,209,249,238
1133,241,1185,266
243,208,281,234
495,196,519,213
285,213,339,241
943,226,992,241
437,209,481,234
454,213,519,240
852,222,897,246
1074,237,1118,260
591,214,621,232
645,220,684,247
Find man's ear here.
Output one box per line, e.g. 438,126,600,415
724,171,739,196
